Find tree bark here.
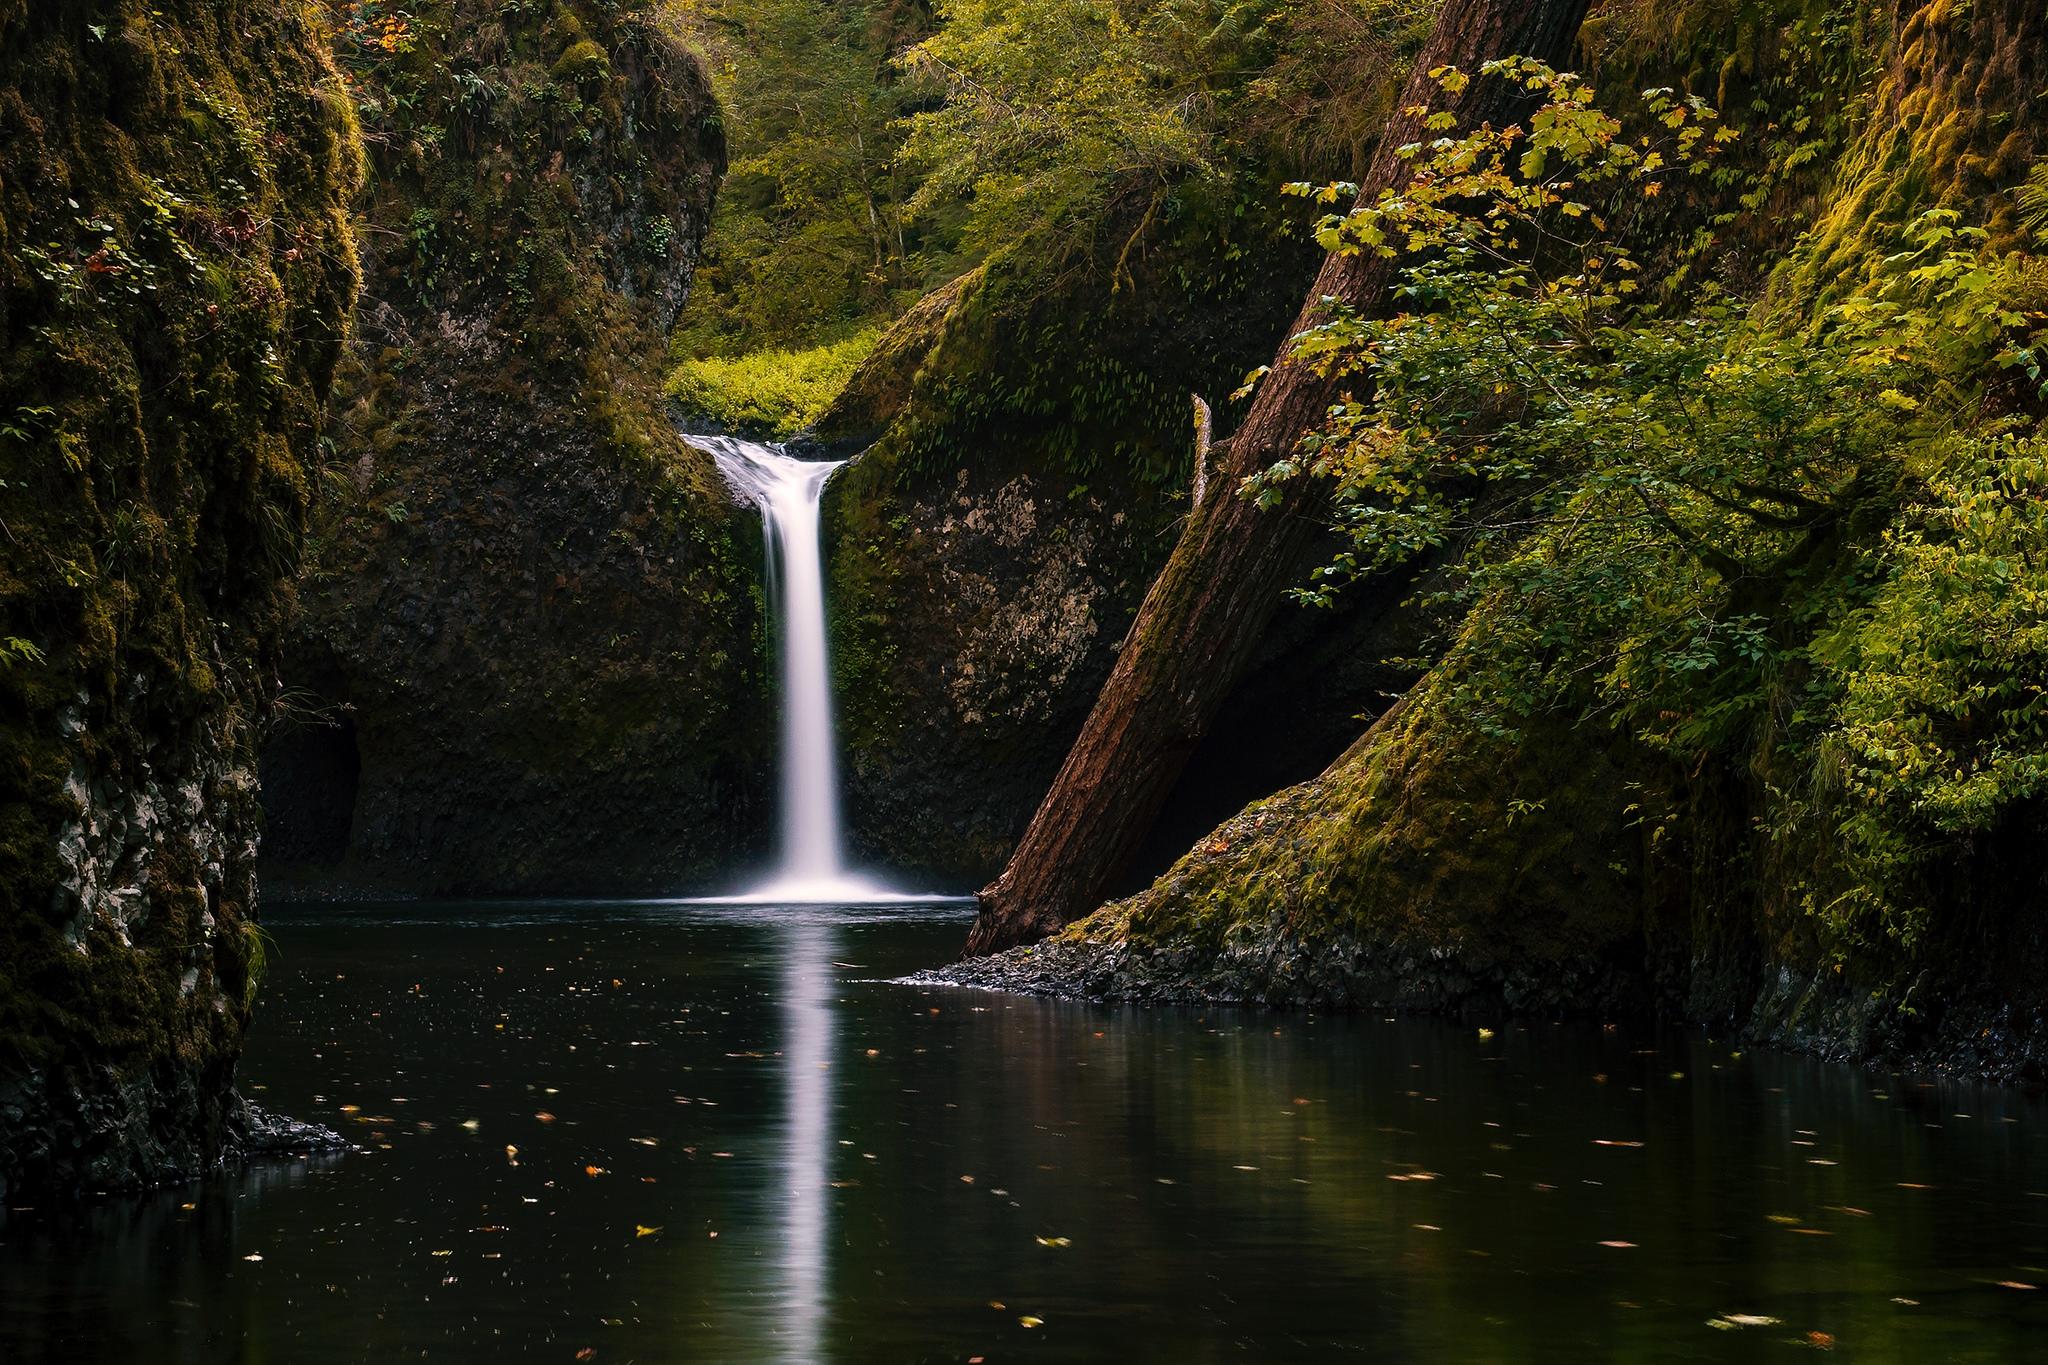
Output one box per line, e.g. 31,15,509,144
965,0,1593,955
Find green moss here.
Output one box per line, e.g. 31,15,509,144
1773,0,2046,308
665,328,880,437
271,1,760,896
1043,0,2048,1061
0,0,363,1179
1082,675,1644,994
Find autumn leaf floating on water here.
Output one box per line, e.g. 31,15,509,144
635,1225,662,1238
1706,1314,1781,1330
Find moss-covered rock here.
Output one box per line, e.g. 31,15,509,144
0,0,361,1194
261,1,763,897
813,168,1426,885
979,688,1652,1013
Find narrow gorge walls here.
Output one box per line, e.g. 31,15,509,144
0,0,361,1194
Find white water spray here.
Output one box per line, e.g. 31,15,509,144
698,435,923,903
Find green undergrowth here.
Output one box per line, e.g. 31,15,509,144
665,328,880,438
1058,1,2048,1047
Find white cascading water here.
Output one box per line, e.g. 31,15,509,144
698,435,915,903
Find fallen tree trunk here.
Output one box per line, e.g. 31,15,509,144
966,0,1594,955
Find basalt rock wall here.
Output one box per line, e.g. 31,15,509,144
0,0,361,1195
261,1,765,898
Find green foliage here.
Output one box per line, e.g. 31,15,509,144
668,0,943,357
1818,437,2048,942
665,328,881,436
802,0,1436,502
675,0,1431,366
898,0,1215,256
898,0,1430,264
1252,60,2048,953
2019,162,2048,239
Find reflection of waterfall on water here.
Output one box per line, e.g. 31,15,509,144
774,917,834,1362
693,435,933,904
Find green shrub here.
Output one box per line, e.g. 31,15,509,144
664,329,881,437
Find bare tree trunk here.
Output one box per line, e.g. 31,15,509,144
966,0,1593,955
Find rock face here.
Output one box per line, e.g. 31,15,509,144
827,447,1171,887
0,0,361,1195
812,194,1413,888
260,1,764,898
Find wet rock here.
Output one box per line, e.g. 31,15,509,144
263,2,759,898
0,0,360,1198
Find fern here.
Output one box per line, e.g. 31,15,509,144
2019,161,2048,238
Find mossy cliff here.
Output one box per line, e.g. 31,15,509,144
815,150,1431,887
262,1,761,897
940,0,2048,1080
805,0,1861,890
0,1,360,1194
815,254,1191,886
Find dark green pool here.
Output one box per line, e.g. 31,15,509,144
4,899,2046,1361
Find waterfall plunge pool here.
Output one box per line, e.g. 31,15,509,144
4,896,2048,1362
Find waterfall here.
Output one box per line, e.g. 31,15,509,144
698,435,912,903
